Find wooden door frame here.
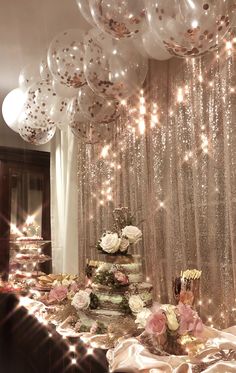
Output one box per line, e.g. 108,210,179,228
0,146,51,276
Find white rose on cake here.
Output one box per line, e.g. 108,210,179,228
100,232,121,254
135,308,152,329
71,290,90,310
120,237,130,252
122,225,142,244
129,294,144,314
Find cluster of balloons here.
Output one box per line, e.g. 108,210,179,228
2,0,235,145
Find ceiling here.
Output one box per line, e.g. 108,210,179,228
0,0,90,148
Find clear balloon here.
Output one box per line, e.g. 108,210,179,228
19,64,41,91
40,55,52,80
49,96,70,131
68,97,114,144
75,0,95,25
89,0,147,39
147,0,234,58
18,80,58,144
78,85,120,123
2,88,26,133
47,29,86,88
141,30,172,60
18,123,56,145
84,29,148,99
52,79,78,98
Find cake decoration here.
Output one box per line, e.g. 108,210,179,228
97,207,142,255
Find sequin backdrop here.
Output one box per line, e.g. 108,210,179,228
77,48,236,328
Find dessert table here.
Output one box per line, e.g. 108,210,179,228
1,292,236,372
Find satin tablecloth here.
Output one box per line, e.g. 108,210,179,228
107,326,236,372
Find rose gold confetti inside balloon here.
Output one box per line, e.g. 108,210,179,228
68,97,114,144
18,122,56,145
84,29,148,99
18,80,58,144
89,0,147,39
47,29,86,89
147,0,234,58
78,85,120,123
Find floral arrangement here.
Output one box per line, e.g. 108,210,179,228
97,207,142,255
136,302,204,356
92,265,129,288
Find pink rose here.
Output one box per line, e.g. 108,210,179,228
70,282,79,293
146,311,167,335
114,271,129,285
191,316,204,337
177,303,203,337
49,285,68,303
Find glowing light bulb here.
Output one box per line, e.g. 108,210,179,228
139,118,145,135
226,41,232,50
71,358,77,365
198,75,203,83
140,105,146,115
177,88,184,103
69,345,76,353
101,145,110,158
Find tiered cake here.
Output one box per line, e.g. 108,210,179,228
70,208,153,333
85,254,152,324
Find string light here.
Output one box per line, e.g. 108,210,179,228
177,87,184,103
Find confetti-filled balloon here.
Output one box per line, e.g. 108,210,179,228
19,64,41,91
49,96,70,131
147,0,234,57
68,97,114,144
78,85,120,123
19,80,58,123
141,30,172,60
84,29,148,99
40,55,52,80
47,29,86,88
18,122,56,145
52,79,78,99
75,0,95,25
89,0,147,39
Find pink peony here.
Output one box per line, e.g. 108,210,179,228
177,303,203,337
48,285,68,303
114,271,129,285
146,311,167,335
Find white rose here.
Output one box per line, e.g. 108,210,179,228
161,304,179,331
122,226,142,244
129,295,144,314
120,237,130,252
71,290,90,310
100,232,121,254
135,308,152,329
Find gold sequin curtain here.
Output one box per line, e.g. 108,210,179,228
77,48,236,328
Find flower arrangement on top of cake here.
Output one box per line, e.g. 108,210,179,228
97,207,142,255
